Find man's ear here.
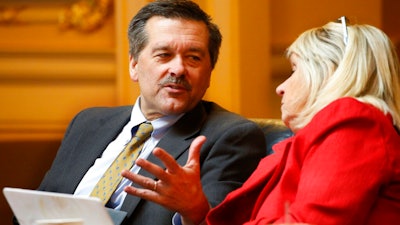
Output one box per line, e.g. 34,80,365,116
129,55,139,81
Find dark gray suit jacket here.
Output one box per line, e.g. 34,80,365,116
36,101,266,225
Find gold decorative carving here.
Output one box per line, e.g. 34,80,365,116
59,0,113,32
0,6,25,24
0,0,113,32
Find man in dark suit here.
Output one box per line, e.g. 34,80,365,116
25,1,266,225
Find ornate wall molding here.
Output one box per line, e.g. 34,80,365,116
0,0,113,32
60,0,113,32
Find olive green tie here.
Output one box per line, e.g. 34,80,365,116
90,122,153,204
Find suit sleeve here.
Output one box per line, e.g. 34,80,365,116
200,121,266,207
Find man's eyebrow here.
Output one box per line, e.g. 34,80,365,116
187,47,207,56
151,45,170,52
151,45,206,55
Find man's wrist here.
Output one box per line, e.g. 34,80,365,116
180,202,210,225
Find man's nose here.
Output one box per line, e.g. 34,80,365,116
169,56,186,76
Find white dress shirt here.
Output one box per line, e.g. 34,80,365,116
74,97,183,209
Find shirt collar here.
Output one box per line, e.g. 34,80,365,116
130,97,184,139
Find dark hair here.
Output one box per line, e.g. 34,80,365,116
128,0,222,68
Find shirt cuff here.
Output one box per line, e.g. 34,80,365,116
172,213,182,225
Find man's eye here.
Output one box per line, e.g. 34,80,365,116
189,55,201,61
157,53,170,58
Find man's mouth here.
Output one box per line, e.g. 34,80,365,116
164,83,188,90
159,76,192,91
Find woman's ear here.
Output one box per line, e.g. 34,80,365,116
129,55,139,81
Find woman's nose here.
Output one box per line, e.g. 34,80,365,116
276,83,285,96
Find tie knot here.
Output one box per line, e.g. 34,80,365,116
135,122,153,140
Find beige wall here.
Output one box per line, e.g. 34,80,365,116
0,0,392,140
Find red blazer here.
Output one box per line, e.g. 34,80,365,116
207,97,400,225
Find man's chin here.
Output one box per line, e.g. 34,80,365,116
159,94,200,113
161,103,187,115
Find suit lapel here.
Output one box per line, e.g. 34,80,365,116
66,107,132,193
121,102,207,216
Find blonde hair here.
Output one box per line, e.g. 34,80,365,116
286,21,400,131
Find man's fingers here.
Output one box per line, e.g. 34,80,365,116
151,147,181,175
135,148,179,181
121,136,208,214
121,169,148,185
123,183,160,203
121,170,160,194
187,136,206,167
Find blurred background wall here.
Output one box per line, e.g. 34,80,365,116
0,0,399,223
